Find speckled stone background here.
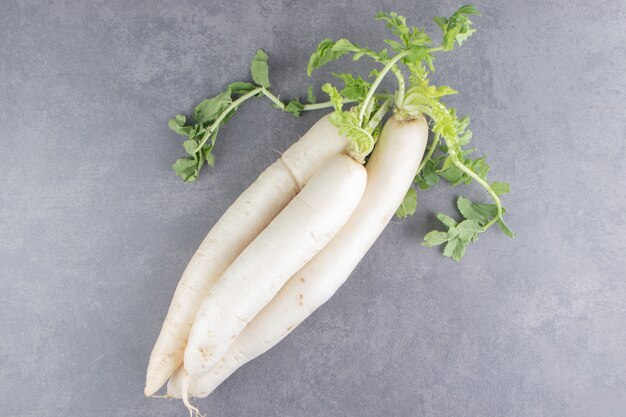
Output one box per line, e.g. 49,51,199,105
1,1,625,416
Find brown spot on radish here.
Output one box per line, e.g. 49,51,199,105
198,346,211,361
287,326,293,331
300,277,305,283
298,293,304,306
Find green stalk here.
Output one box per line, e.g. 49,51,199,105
196,88,355,153
195,87,263,152
263,87,356,111
261,88,285,110
367,97,393,131
452,156,503,229
358,45,443,126
303,99,355,111
416,133,440,174
358,50,409,125
390,66,406,108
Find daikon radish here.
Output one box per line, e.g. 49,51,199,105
168,115,428,398
145,114,348,396
183,154,367,380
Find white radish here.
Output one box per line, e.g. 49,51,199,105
168,115,428,399
183,154,367,380
145,114,348,396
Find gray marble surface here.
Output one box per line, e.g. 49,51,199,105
1,1,625,416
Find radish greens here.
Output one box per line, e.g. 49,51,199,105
165,4,512,260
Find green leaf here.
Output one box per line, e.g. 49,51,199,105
307,38,350,76
307,38,387,75
458,129,473,146
415,159,440,189
193,90,232,125
437,167,462,185
322,83,344,111
332,73,371,100
376,11,410,46
202,146,215,167
451,238,468,261
285,99,304,117
250,49,271,88
337,122,375,162
423,230,449,247
457,5,480,16
384,39,405,52
395,187,417,219
173,114,185,125
456,197,514,237
182,140,197,156
325,102,375,162
457,196,496,224
377,11,432,50
437,213,457,228
497,218,515,237
307,85,316,104
470,156,490,180
229,81,256,95
457,196,481,221
436,5,480,51
456,219,483,241
433,85,458,97
337,39,385,62
332,38,357,52
424,53,436,73
491,181,510,195
439,155,454,172
172,158,198,182
425,213,481,261
443,237,460,258
406,45,430,61
408,27,433,47
434,16,448,32
168,115,194,136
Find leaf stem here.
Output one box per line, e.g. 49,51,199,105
367,97,393,131
195,87,263,152
451,156,503,229
302,99,355,111
390,66,406,108
358,50,409,126
260,88,285,110
195,87,355,154
264,87,357,112
416,133,440,174
358,45,443,126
